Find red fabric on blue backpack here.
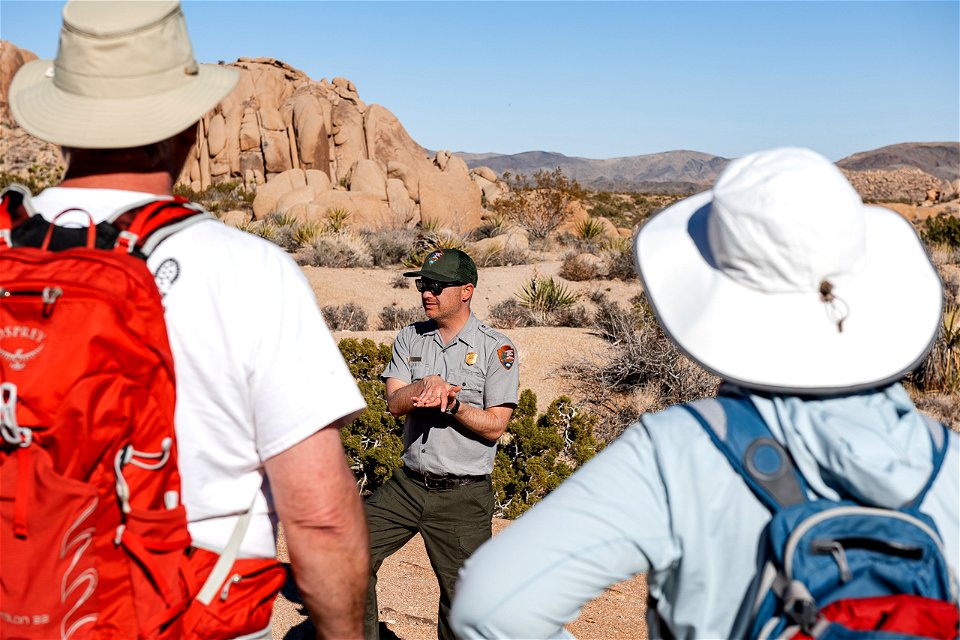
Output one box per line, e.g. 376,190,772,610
794,595,959,639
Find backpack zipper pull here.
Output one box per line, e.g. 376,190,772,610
812,539,852,583
220,573,241,601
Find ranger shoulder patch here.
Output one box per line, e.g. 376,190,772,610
497,344,516,370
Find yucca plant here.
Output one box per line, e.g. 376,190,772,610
914,304,960,393
575,217,606,241
293,221,325,247
326,207,352,233
516,275,577,323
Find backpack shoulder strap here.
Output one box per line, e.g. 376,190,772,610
110,196,214,257
0,184,36,249
909,415,951,509
684,394,808,512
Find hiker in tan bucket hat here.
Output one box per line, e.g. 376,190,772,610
7,2,369,638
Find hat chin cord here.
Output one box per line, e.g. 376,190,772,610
819,280,850,333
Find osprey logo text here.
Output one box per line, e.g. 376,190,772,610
0,325,47,370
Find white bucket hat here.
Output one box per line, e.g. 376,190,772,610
634,147,942,394
9,0,238,149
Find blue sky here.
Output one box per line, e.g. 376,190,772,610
2,1,957,161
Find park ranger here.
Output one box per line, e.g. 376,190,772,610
364,248,519,640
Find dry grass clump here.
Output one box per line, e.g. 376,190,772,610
559,252,606,281
486,299,538,329
363,228,419,267
378,305,425,331
322,303,368,331
472,244,530,268
294,232,373,268
562,292,719,440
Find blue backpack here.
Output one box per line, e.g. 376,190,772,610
685,394,958,640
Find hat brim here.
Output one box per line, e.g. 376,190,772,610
634,191,942,394
402,270,462,283
9,59,238,148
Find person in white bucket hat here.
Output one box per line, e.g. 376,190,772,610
7,2,369,638
450,147,958,639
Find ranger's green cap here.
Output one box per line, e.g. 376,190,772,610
403,248,478,286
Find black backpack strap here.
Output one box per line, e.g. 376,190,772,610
684,394,809,512
909,415,951,509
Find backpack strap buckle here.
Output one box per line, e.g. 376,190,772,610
115,230,139,254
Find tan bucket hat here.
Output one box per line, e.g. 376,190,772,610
9,0,238,149
634,147,942,394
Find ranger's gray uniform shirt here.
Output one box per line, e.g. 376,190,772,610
381,313,519,476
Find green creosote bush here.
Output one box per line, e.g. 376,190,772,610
492,390,601,519
923,215,960,248
336,339,405,495
378,305,425,331
516,275,578,324
335,340,602,513
322,303,368,331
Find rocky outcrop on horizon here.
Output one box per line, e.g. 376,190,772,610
0,43,491,231
1,41,956,216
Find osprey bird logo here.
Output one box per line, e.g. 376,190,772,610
0,325,47,371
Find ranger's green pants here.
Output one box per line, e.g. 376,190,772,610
363,468,494,640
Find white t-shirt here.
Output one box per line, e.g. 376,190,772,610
31,187,367,557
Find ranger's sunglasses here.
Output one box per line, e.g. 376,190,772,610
415,279,462,295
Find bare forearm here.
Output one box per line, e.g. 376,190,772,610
284,495,369,639
385,378,425,416
265,428,370,640
454,403,511,441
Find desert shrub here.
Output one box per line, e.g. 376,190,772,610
337,339,405,494
551,303,594,328
322,303,368,331
516,275,578,323
559,252,606,281
0,164,65,195
241,220,278,243
391,274,409,289
174,180,253,218
294,233,373,268
493,391,601,519
910,304,960,394
293,221,325,247
491,167,585,239
471,244,530,267
363,228,418,267
923,215,960,248
604,245,638,280
402,227,469,269
562,292,719,439
378,305,425,330
471,214,510,240
486,299,538,329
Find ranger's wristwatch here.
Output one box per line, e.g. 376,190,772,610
445,397,461,415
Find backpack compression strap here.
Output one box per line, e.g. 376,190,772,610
110,196,214,257
684,395,809,512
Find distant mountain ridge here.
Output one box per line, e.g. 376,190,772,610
457,150,729,193
458,142,959,193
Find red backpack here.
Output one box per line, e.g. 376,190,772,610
0,186,285,639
